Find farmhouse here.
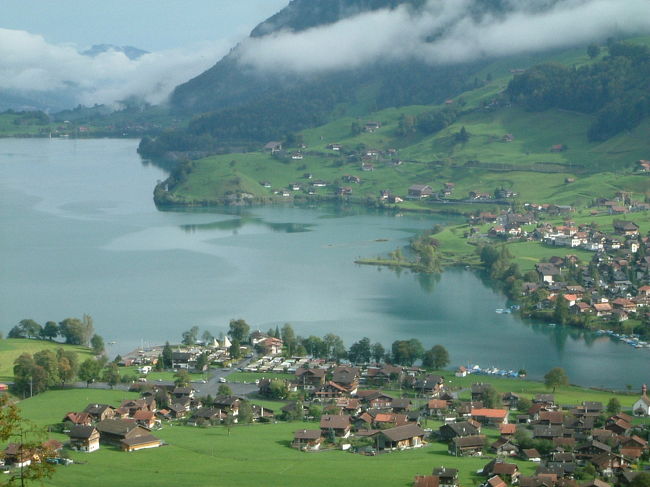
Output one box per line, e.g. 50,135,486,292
292,429,322,451
377,423,426,450
408,184,433,199
450,435,486,456
67,425,100,452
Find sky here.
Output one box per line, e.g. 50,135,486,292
0,0,288,109
2,0,650,110
2,0,289,51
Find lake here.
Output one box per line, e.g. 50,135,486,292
0,138,646,389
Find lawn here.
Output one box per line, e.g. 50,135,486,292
227,371,293,383
0,339,94,382
42,419,536,487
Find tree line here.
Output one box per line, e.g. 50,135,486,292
507,41,650,141
7,315,104,353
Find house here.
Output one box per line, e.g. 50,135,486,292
439,421,481,441
632,384,650,416
294,368,326,390
264,141,282,153
471,408,509,425
431,467,459,487
327,143,342,151
613,220,639,237
121,434,163,452
290,152,303,160
450,435,486,456
364,121,381,132
331,366,360,394
550,144,566,152
428,399,450,417
83,403,115,422
408,184,433,199
522,448,542,462
320,415,351,438
95,419,152,447
3,443,33,468
414,476,441,487
483,460,520,484
292,429,322,450
485,475,508,487
361,162,374,171
536,263,560,283
62,412,93,426
133,410,157,429
415,375,445,395
67,425,100,452
258,337,283,355
377,424,426,450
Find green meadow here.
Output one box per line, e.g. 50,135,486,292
0,339,94,382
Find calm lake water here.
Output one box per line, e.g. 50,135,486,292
0,138,646,389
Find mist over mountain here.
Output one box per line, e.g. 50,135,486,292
162,0,649,148
82,44,149,60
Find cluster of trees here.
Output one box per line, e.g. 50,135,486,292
507,41,650,141
13,348,81,396
8,315,103,352
395,106,460,138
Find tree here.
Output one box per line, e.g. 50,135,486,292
161,342,173,369
481,384,502,409
323,333,346,362
630,473,650,487
20,319,43,339
174,369,191,387
266,379,288,399
224,413,235,436
90,334,105,356
78,358,101,387
455,126,469,143
371,342,385,363
606,397,621,415
422,345,450,370
33,350,60,388
281,323,297,355
0,395,57,485
103,363,120,389
42,321,59,341
229,338,241,359
58,315,94,346
544,367,569,392
391,339,424,366
201,330,214,344
228,319,250,343
348,337,371,364
217,384,232,396
587,43,600,59
554,295,569,325
181,326,199,346
238,401,253,424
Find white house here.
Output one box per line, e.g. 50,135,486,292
632,385,650,416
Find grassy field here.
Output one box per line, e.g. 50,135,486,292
0,339,94,382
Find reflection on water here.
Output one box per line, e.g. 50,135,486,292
180,217,313,234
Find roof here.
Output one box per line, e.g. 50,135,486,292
95,419,139,436
414,476,439,487
320,415,350,430
452,435,486,447
68,425,98,439
471,408,508,419
379,423,425,442
500,424,517,434
120,434,161,447
293,429,321,440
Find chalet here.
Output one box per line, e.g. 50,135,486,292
377,424,426,450
337,186,352,196
450,435,486,456
290,152,303,160
260,181,272,188
471,408,509,426
133,410,157,429
415,374,445,395
613,220,639,237
213,396,241,416
439,421,481,441
408,184,433,199
593,303,612,317
415,476,441,487
264,141,282,153
591,452,631,475
320,414,351,438
483,460,520,484
536,263,560,283
428,399,450,417
327,143,342,151
364,121,381,132
491,437,519,457
432,467,459,487
294,368,326,390
95,419,160,452
292,429,322,450
485,475,507,487
314,381,348,399
62,412,93,426
3,443,33,468
499,424,517,437
83,403,115,422
331,366,360,394
522,449,542,462
172,387,195,400
67,425,100,452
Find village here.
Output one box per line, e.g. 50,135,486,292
3,325,649,487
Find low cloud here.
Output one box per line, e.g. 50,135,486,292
0,28,231,108
237,0,650,73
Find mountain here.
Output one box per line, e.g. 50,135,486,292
82,44,149,60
